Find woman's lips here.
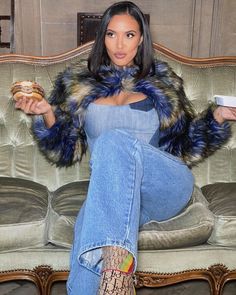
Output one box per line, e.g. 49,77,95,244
114,53,127,59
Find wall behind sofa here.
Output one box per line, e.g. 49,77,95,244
1,0,236,57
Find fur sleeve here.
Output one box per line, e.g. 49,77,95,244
154,61,231,166
31,68,87,167
159,94,231,167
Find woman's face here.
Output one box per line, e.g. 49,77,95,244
105,14,143,67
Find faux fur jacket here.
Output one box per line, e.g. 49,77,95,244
32,60,231,168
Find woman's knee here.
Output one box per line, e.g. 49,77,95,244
92,129,132,155
90,129,141,171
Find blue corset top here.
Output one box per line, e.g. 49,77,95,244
84,96,160,153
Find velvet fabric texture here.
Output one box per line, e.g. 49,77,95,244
0,177,213,252
48,180,89,248
202,182,236,246
0,177,48,251
138,185,214,249
45,181,213,251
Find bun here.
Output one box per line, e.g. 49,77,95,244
11,81,44,101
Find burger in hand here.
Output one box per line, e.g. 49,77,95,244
11,81,45,102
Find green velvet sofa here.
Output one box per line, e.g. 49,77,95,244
0,42,236,295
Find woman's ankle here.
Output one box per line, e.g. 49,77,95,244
98,269,135,295
102,246,134,273
98,246,135,295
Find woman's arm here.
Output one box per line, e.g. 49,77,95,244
30,69,87,167
154,62,233,166
159,97,232,166
42,108,56,128
15,68,87,167
32,106,86,167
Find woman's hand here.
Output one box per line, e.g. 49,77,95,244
213,106,236,124
15,97,56,128
15,96,51,115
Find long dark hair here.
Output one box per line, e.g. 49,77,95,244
88,1,154,79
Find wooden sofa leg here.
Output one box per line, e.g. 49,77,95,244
32,265,68,295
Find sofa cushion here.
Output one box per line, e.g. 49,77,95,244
201,182,236,246
49,182,214,249
0,177,49,251
48,180,88,248
138,186,214,250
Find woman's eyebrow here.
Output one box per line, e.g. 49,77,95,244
106,29,137,33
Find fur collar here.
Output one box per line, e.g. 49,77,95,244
56,61,194,131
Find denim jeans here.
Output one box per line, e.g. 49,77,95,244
67,129,194,294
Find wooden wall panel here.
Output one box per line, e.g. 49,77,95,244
210,0,236,56
0,0,12,54
191,0,215,57
14,0,42,55
4,0,236,57
146,0,196,56
40,0,80,55
0,0,11,13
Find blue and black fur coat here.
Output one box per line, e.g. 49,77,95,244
32,60,231,167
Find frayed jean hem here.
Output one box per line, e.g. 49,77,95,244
78,240,137,275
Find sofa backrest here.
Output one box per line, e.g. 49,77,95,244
0,42,235,190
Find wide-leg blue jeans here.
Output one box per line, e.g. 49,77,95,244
67,129,194,294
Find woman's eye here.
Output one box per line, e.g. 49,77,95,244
127,33,135,38
106,31,115,38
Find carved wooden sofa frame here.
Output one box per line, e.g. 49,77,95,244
0,42,236,295
1,263,236,295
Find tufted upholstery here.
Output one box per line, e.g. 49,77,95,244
0,55,90,191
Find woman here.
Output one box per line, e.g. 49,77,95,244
15,1,236,294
